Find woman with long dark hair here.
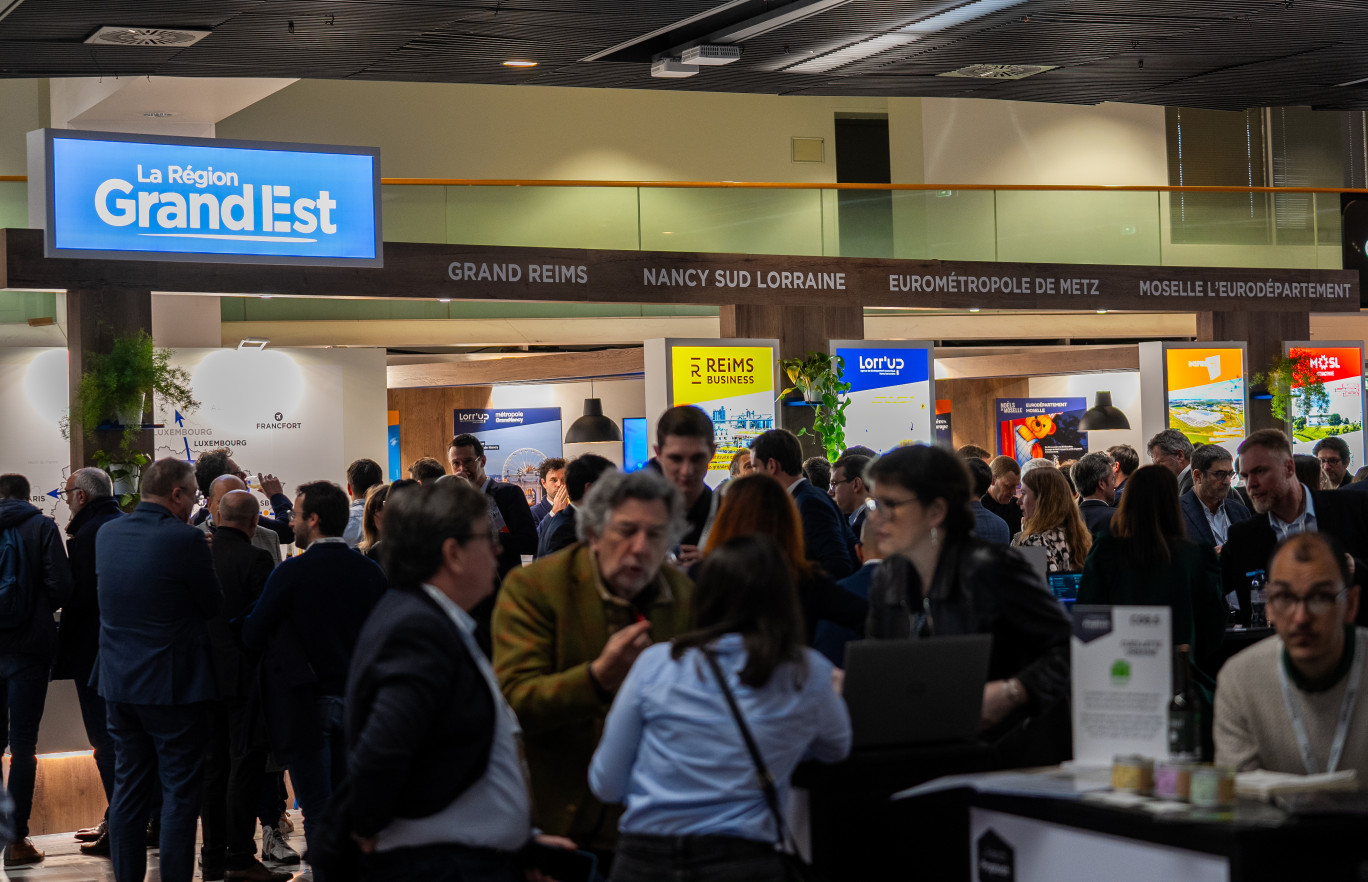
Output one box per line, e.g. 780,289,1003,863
590,535,851,882
1077,464,1227,673
863,445,1071,762
701,474,867,645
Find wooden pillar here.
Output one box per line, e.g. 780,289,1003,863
66,287,154,468
719,304,864,457
1196,309,1311,434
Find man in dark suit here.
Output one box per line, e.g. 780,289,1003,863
243,480,386,862
1073,452,1116,535
530,457,567,525
94,458,222,882
536,454,615,559
1181,443,1250,549
448,433,538,579
751,429,857,578
56,468,124,857
830,454,871,539
1222,430,1368,627
814,519,880,665
311,479,541,880
1148,428,1195,497
201,491,291,882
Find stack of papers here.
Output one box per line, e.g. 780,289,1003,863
1234,769,1358,802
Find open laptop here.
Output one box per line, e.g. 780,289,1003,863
842,634,993,749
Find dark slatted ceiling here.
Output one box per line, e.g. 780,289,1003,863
1,0,1368,109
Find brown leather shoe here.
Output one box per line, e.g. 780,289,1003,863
5,838,44,866
225,856,292,882
80,828,112,857
75,819,107,842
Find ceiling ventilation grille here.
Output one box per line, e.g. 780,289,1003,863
85,26,210,48
939,63,1056,80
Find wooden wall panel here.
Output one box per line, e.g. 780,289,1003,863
1197,309,1310,433
387,386,493,475
937,377,1031,454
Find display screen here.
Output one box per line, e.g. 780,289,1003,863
452,408,562,508
43,129,381,266
623,417,649,472
1288,346,1364,465
834,344,933,452
1164,347,1246,453
668,344,775,487
995,398,1088,466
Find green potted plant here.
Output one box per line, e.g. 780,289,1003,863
778,351,851,461
1252,353,1328,423
64,330,200,508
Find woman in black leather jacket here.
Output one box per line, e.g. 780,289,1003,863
864,445,1072,763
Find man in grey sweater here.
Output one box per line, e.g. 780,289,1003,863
1215,532,1368,778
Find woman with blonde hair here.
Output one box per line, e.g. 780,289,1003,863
1014,466,1091,572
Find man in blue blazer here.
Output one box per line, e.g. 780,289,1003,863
751,429,857,578
94,459,222,882
1180,444,1250,549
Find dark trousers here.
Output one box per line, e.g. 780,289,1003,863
611,833,786,882
74,678,117,804
201,699,269,862
107,701,209,882
0,654,51,840
362,843,521,882
287,695,345,858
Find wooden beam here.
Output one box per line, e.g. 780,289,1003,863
387,348,644,388
935,346,1139,380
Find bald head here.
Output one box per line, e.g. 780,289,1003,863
208,474,247,521
218,490,259,531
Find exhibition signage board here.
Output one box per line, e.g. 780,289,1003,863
831,340,934,453
1164,346,1247,450
996,398,1087,466
936,399,953,447
29,129,381,266
452,407,562,507
387,410,401,481
0,229,1353,311
644,338,778,488
1286,342,1366,466
1070,605,1172,766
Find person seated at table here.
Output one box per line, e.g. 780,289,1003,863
701,475,867,647
589,534,851,882
1215,532,1368,778
864,445,1072,765
1078,465,1227,679
1013,466,1091,574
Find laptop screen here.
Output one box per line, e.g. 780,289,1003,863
1048,571,1082,611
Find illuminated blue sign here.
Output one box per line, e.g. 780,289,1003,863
35,129,381,267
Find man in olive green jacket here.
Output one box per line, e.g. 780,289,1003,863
494,469,693,855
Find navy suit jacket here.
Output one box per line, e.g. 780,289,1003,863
486,480,538,578
93,502,222,705
536,506,578,559
1179,490,1250,547
792,478,857,579
813,562,877,666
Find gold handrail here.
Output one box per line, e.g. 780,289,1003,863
2,173,1364,194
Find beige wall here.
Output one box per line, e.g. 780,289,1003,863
0,80,45,175
220,80,897,183
921,98,1168,186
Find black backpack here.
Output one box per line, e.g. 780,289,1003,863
0,526,32,629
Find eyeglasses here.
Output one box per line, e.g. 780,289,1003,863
1203,469,1235,481
1317,457,1343,467
1266,589,1350,617
829,477,856,490
865,496,918,516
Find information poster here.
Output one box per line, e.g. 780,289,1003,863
0,348,73,525
833,342,933,453
387,410,401,481
669,344,776,487
1288,345,1365,465
996,398,1087,465
1070,605,1172,765
935,399,953,447
1164,347,1245,449
452,407,562,507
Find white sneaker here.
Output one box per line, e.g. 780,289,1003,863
261,825,301,865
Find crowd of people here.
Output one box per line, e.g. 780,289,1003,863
0,409,1364,882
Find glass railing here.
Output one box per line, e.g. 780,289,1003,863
0,177,1349,270
381,181,1349,270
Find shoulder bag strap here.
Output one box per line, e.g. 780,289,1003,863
702,649,791,851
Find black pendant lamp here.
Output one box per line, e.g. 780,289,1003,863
565,397,621,444
1079,391,1131,431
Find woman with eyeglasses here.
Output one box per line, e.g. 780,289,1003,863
863,445,1071,763
1077,465,1227,677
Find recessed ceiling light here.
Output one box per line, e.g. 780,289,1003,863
968,307,981,313
503,59,537,68
439,298,452,303
661,231,674,235
1097,309,1108,314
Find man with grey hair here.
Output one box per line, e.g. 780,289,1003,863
1149,428,1196,496
57,468,123,856
1074,452,1116,535
1181,443,1250,549
198,474,282,565
494,469,694,858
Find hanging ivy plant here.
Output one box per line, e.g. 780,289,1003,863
777,351,851,461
